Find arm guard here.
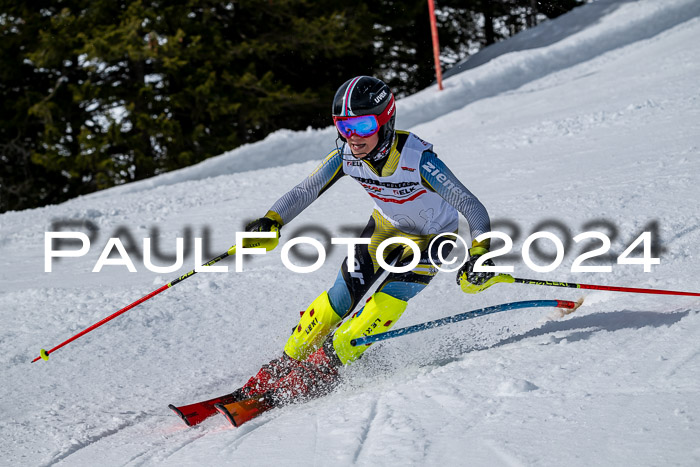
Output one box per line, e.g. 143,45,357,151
269,149,345,225
419,151,491,239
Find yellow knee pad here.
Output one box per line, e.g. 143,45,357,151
284,291,342,361
332,292,407,365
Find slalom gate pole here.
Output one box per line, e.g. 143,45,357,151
507,276,700,297
31,245,237,363
350,299,580,347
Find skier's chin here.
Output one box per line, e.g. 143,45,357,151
350,144,367,157
350,144,373,158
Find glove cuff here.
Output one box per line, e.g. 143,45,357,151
469,238,490,257
468,246,488,256
264,210,284,227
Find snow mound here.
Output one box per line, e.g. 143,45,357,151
2,1,700,465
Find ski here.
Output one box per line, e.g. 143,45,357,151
169,391,244,427
214,396,275,427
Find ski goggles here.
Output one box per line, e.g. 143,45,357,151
333,95,395,139
333,115,381,138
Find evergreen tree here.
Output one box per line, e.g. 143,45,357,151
0,0,583,213
1,2,93,210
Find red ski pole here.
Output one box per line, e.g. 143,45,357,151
31,245,237,363
509,276,700,297
33,227,281,363
463,274,700,297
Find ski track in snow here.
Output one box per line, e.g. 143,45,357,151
2,0,700,465
46,413,151,467
351,398,379,464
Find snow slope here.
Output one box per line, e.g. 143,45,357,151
2,0,700,465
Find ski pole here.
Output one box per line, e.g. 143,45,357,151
506,275,700,297
33,228,280,363
350,299,581,347
31,245,237,363
462,274,700,297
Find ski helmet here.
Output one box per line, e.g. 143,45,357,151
332,76,396,159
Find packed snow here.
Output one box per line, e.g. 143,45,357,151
1,0,699,465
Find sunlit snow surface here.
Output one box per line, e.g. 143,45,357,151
1,0,699,465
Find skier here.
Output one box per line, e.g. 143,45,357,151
221,76,494,422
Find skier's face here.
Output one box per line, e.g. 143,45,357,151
347,132,379,158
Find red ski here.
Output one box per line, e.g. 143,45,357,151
179,348,337,427
169,391,243,427
214,396,275,427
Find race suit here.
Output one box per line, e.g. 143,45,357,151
265,130,491,318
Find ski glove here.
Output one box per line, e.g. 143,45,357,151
245,217,281,233
456,238,496,293
241,215,282,251
456,255,495,287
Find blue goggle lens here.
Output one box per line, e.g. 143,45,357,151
334,115,379,138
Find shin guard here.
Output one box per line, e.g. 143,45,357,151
284,292,342,361
332,292,407,365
